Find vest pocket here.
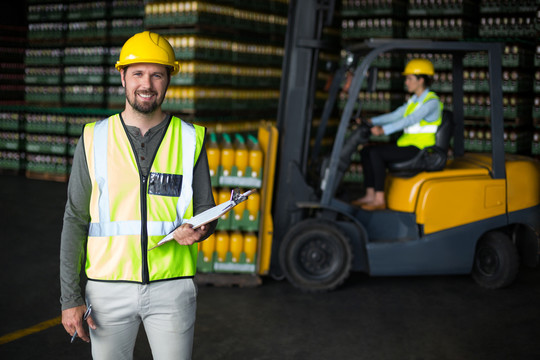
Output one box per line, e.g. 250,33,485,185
148,172,183,197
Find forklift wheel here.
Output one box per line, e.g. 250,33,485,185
472,231,519,289
279,219,353,292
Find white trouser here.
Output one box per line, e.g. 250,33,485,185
85,278,197,360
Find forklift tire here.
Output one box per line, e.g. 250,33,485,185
279,219,353,292
472,231,519,289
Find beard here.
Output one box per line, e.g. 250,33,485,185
126,90,164,114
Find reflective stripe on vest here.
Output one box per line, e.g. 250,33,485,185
88,117,196,237
83,114,206,282
397,91,442,149
402,99,438,134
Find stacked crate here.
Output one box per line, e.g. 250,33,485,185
341,0,407,114
25,3,64,106
462,43,535,154
406,0,478,40
23,0,144,180
144,1,287,127
463,0,537,154
24,3,65,179
340,0,408,120
341,0,407,40
0,25,26,173
406,0,478,120
62,1,144,171
340,1,408,183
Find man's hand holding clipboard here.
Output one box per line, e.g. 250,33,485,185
149,188,257,250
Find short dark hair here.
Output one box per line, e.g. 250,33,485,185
416,74,433,88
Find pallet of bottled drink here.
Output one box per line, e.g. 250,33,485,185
144,1,287,35
462,121,534,155
197,124,278,276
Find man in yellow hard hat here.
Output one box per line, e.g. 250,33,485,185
352,58,443,210
60,31,216,359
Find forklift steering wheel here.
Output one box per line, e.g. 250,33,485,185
359,117,373,129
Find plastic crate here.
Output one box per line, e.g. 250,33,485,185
66,21,107,40
27,3,64,22
408,0,477,16
64,86,105,104
0,132,21,151
170,37,233,62
479,1,536,14
63,66,106,85
0,112,21,131
25,113,67,134
342,18,406,39
479,16,536,38
25,86,62,103
407,18,477,40
24,74,61,85
107,86,125,107
26,153,68,175
111,3,145,18
144,2,234,28
25,49,63,66
64,47,108,65
25,134,67,155
342,0,406,17
504,127,532,154
0,150,22,170
502,71,532,93
28,23,65,41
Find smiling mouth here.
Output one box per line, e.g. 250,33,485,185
137,92,155,99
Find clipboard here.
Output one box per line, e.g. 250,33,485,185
149,188,256,250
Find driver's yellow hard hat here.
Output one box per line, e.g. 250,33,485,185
115,31,179,75
402,58,435,76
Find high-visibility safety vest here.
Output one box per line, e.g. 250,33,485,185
83,114,206,283
396,91,443,149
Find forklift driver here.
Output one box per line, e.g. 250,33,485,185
352,58,443,211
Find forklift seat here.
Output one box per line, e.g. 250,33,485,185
388,109,454,176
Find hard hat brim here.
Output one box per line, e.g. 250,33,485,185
402,71,434,76
115,60,179,76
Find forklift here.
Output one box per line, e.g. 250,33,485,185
270,0,540,291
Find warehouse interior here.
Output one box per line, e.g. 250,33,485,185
1,0,540,359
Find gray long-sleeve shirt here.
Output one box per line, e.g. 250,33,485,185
60,114,216,310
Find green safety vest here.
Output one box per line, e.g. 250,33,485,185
83,114,206,283
397,91,443,149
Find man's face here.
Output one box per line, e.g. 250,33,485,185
121,63,169,115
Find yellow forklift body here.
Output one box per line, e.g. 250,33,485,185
415,176,506,234
506,154,540,212
387,153,540,235
386,166,490,213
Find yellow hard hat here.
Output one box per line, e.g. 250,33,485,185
402,58,435,76
115,31,179,75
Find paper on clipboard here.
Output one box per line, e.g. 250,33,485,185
149,188,256,250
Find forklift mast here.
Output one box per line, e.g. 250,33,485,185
272,0,337,274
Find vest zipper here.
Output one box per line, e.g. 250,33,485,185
119,113,172,284
141,174,149,284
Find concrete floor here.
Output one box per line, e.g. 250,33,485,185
1,174,540,360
